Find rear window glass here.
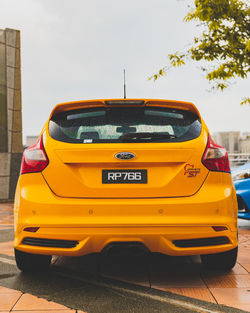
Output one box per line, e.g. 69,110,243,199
49,106,201,143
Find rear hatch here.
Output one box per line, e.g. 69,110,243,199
42,99,209,198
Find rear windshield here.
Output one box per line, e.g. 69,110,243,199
49,106,201,143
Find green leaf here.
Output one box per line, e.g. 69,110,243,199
240,97,250,105
150,0,250,105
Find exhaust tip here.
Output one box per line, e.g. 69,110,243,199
101,241,149,256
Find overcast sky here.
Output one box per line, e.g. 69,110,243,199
1,0,249,141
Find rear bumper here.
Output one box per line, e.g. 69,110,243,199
14,172,238,256
15,225,237,257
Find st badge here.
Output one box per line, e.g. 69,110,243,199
184,164,201,177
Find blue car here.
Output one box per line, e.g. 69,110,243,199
232,162,250,220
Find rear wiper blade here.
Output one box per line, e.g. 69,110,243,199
119,132,177,142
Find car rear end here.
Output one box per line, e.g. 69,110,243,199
14,99,238,271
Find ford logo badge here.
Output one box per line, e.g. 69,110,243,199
115,152,135,160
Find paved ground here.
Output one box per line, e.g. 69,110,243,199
0,202,249,312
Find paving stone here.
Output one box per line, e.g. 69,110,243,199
12,293,74,311
0,241,14,256
210,287,250,308
0,292,21,311
0,286,21,294
163,287,216,303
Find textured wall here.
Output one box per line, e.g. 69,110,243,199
0,28,23,201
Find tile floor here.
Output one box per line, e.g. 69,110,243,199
0,202,249,312
0,286,85,312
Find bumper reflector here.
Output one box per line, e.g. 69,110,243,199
172,236,230,248
212,226,228,231
23,227,40,233
22,237,79,248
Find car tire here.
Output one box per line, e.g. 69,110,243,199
200,246,238,270
15,249,52,272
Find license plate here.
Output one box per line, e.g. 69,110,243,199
102,169,147,184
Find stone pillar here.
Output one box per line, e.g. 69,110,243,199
0,28,23,201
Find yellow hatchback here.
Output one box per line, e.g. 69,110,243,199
14,99,238,271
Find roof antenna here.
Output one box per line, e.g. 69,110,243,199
123,69,127,99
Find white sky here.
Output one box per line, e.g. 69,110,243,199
1,0,249,140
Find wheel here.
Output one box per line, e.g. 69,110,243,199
15,249,52,272
201,246,238,270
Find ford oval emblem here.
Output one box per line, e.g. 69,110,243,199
115,152,135,160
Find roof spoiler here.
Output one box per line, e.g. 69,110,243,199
49,99,201,119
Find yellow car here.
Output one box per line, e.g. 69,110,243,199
14,99,238,271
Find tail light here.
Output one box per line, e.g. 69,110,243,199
20,135,49,174
202,134,230,173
